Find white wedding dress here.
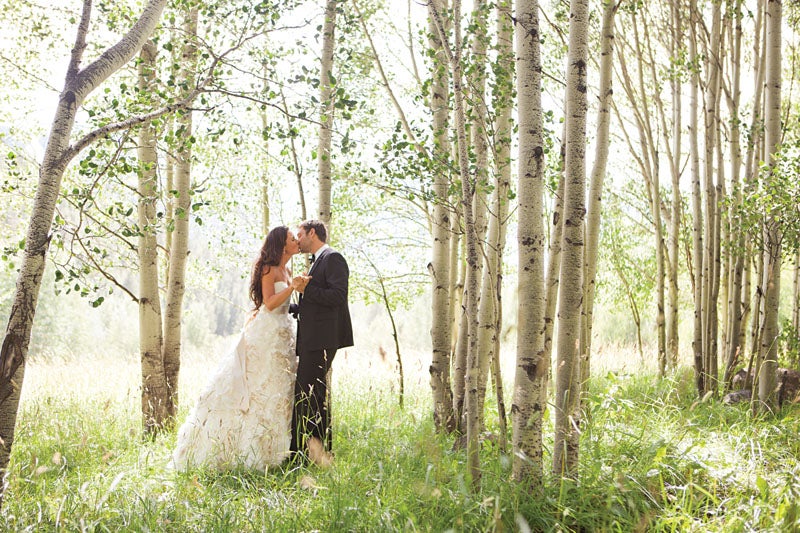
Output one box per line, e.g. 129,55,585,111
172,282,297,471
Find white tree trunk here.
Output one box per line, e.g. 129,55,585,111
137,41,169,434
512,0,547,485
427,0,455,432
581,0,618,391
471,0,496,438
0,0,168,502
160,6,198,430
758,0,781,412
723,0,746,389
543,161,565,368
432,0,483,488
702,1,722,395
666,0,682,369
553,0,588,478
689,0,705,396
488,0,514,450
260,66,271,235
317,0,338,226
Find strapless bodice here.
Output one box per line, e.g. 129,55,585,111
271,281,290,312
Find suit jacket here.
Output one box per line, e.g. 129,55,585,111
296,246,354,352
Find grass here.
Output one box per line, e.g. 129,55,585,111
2,351,800,531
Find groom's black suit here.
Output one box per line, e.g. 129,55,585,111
290,245,353,454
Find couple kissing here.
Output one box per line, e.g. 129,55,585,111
172,219,353,471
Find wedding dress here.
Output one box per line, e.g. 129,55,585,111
172,282,297,471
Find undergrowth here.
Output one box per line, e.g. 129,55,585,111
2,361,799,531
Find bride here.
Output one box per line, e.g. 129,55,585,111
172,225,305,471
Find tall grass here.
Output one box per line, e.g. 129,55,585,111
3,352,799,531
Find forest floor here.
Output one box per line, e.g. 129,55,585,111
3,347,799,531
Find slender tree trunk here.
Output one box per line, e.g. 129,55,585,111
260,63,271,234
757,0,781,413
581,0,619,391
427,0,455,433
453,0,482,489
0,0,168,504
512,0,547,487
749,240,765,363
616,8,665,376
543,132,566,368
470,0,495,436
164,32,179,262
701,1,722,396
452,231,468,432
160,6,197,430
470,0,490,251
317,0,338,225
553,0,588,479
727,0,764,388
431,0,482,488
489,0,514,451
689,0,705,396
137,41,169,435
723,0,746,389
667,0,682,369
449,212,463,423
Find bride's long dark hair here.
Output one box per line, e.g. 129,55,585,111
249,225,289,310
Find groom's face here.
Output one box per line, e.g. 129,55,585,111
296,227,313,253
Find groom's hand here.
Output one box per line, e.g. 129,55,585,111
292,275,311,293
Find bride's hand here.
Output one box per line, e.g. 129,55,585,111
291,275,310,292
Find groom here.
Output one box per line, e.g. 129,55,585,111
289,219,353,466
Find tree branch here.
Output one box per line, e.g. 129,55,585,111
354,0,429,159
66,0,93,82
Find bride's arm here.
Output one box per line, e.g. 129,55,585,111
262,268,294,311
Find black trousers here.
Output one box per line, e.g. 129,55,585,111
290,348,336,454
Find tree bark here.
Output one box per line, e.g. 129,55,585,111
512,0,547,487
543,131,566,369
159,6,197,432
666,0,683,369
452,0,482,491
260,62,271,235
581,0,618,391
553,0,588,479
317,0,338,226
723,0,746,389
137,41,169,436
726,0,765,388
430,0,482,488
689,0,705,396
489,0,514,451
427,0,455,433
702,1,722,396
757,0,782,413
0,0,168,505
472,0,496,438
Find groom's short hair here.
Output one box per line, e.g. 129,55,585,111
301,219,327,242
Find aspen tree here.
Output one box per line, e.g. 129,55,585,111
0,0,169,504
581,0,619,389
512,0,548,485
137,41,169,433
553,0,589,478
427,0,455,432
757,0,782,412
160,4,198,427
318,0,337,225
